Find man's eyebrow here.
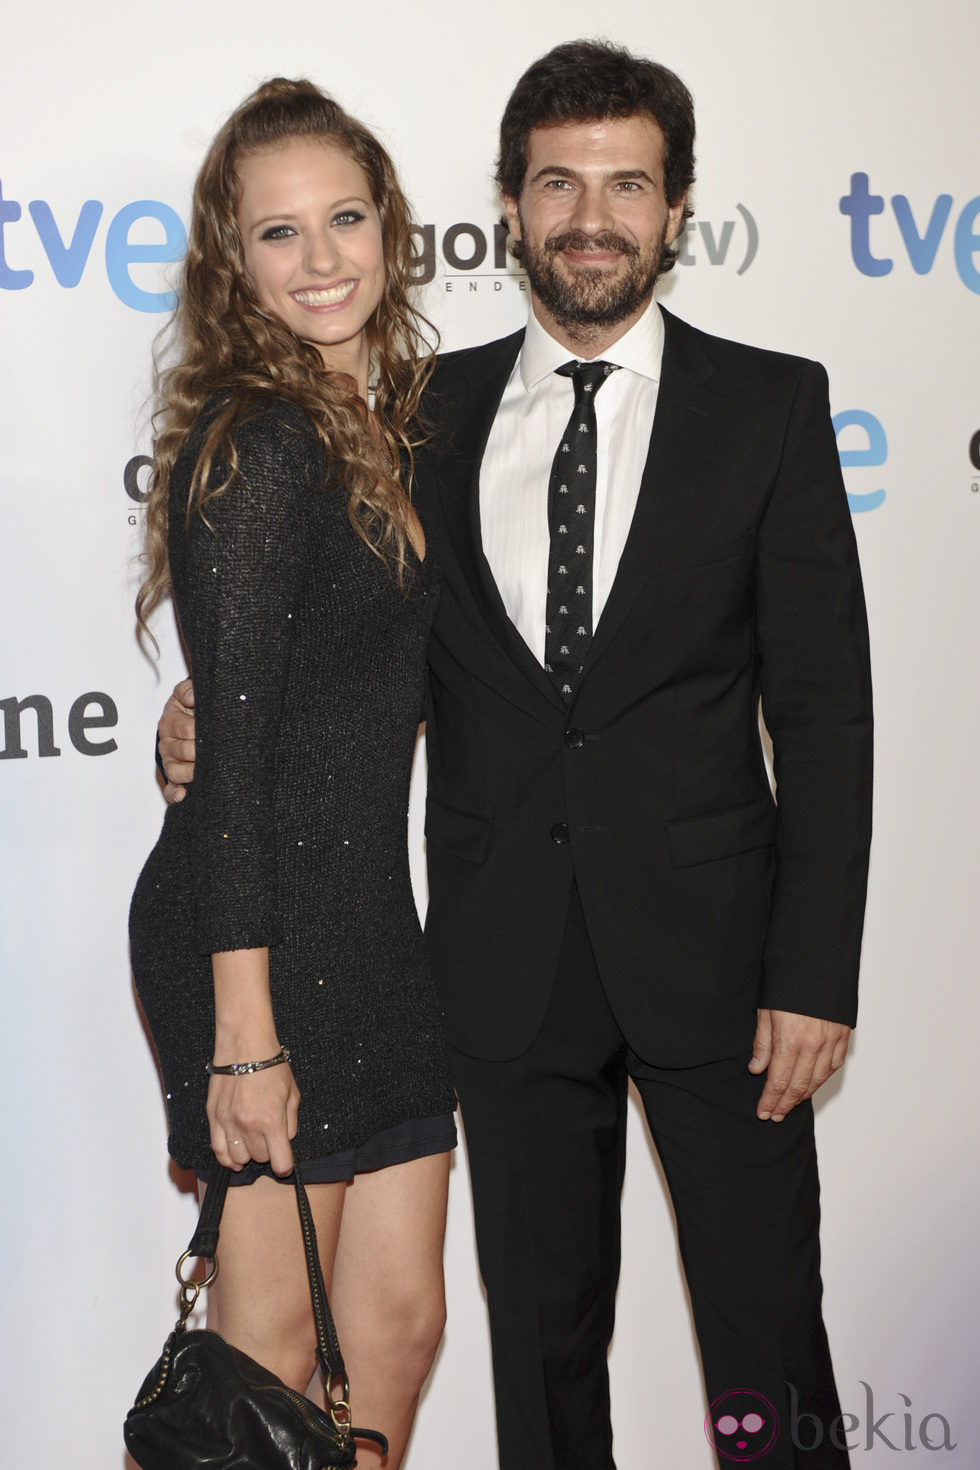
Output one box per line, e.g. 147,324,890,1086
528,165,581,184
528,165,656,185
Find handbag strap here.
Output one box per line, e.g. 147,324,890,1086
183,1162,348,1389
187,1164,230,1259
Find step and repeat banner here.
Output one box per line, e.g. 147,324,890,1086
2,1,977,1465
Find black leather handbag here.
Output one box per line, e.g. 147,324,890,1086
124,1164,387,1469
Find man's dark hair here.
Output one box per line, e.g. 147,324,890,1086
496,39,696,271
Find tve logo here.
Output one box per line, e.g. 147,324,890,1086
0,179,185,311
840,173,980,293
834,410,886,513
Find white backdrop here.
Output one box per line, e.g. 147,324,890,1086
2,1,978,1465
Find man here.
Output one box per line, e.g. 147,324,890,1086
161,40,872,1469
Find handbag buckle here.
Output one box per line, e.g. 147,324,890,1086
327,1396,351,1434
175,1249,219,1325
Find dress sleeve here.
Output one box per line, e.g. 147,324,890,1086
173,404,320,954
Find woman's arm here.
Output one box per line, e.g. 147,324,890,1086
207,947,300,1173
175,403,320,1167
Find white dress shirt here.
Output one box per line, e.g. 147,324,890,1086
479,299,664,664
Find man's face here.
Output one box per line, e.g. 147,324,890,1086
504,115,686,346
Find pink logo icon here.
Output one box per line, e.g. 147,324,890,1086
704,1389,779,1462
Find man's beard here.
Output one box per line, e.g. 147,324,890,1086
515,216,669,335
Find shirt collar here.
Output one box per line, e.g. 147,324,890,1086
519,296,665,390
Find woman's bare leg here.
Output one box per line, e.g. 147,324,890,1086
201,1173,347,1391
198,1149,450,1463
326,1151,451,1468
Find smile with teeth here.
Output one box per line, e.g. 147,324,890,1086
292,281,357,307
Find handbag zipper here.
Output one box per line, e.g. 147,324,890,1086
132,1327,350,1448
249,1380,352,1444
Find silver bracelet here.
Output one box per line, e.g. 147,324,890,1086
206,1045,291,1077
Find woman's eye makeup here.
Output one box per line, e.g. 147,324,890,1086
258,211,366,240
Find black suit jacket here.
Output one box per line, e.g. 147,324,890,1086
416,307,873,1066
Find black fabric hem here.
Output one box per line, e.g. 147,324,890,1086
193,1109,458,1187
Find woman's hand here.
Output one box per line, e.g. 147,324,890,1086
207,1060,300,1175
209,947,298,1174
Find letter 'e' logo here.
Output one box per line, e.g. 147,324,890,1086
833,410,886,513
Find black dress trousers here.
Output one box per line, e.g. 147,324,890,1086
451,887,849,1470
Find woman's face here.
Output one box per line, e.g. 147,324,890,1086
236,136,385,385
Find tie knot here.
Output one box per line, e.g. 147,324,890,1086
556,359,619,401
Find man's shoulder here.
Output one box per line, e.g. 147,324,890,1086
429,330,524,394
662,307,826,391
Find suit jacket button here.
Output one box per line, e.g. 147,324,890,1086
551,822,570,844
564,727,585,748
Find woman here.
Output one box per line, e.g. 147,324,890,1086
130,78,456,1467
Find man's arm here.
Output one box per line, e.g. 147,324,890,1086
748,358,872,1121
755,359,873,1024
159,677,196,802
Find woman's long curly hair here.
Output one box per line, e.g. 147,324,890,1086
136,78,436,640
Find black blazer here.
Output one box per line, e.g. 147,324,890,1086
416,308,873,1067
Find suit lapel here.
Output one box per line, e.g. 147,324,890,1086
431,332,567,712
579,308,724,679
428,308,727,710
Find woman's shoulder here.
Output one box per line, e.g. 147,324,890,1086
188,393,320,457
174,394,325,496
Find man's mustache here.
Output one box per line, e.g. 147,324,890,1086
545,230,639,258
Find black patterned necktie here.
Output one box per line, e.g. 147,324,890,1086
545,360,619,701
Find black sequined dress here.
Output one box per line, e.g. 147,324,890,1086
130,400,455,1173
